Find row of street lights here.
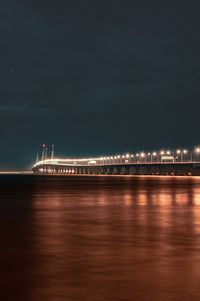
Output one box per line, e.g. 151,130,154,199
90,147,200,165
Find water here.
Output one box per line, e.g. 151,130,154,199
1,175,200,301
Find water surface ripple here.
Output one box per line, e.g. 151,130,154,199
0,175,200,301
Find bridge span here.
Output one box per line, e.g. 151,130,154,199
32,159,200,176
32,146,200,176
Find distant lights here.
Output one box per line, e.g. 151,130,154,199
34,145,199,169
175,149,188,155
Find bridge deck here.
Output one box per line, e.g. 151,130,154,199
32,161,200,176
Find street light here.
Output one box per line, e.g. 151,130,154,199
117,155,121,164
195,147,200,161
152,152,157,162
140,152,146,163
125,154,129,163
160,151,165,163
176,149,181,162
130,154,134,163
183,149,187,162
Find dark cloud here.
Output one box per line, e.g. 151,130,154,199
0,0,200,168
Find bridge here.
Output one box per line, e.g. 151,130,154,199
32,145,200,176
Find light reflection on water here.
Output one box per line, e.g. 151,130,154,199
1,175,200,301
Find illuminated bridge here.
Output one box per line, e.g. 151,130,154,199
32,145,200,176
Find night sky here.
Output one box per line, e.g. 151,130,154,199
1,0,200,169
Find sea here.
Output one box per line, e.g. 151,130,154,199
0,174,200,301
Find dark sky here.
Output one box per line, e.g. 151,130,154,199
1,0,200,169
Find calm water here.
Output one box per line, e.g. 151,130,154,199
1,175,200,301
